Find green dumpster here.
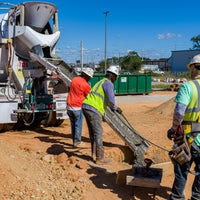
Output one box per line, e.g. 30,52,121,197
89,74,152,95
89,74,104,87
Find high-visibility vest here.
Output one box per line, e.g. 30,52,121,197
182,80,200,146
83,78,110,116
183,80,200,122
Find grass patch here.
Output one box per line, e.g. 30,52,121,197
152,83,171,90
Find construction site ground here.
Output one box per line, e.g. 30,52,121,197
0,91,194,200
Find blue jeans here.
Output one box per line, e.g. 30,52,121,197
67,109,83,145
170,145,200,200
82,108,103,150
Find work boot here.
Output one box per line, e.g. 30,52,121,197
73,142,87,148
95,147,112,165
91,143,96,161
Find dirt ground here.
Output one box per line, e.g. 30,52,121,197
0,91,195,200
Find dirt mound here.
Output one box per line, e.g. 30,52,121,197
147,97,175,117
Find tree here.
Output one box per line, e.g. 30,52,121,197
120,51,142,71
190,34,200,50
97,50,143,73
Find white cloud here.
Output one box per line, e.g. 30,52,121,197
92,48,101,51
158,33,182,40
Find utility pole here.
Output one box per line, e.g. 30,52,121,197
80,40,83,71
103,11,109,74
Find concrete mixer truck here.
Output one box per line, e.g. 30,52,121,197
0,2,77,131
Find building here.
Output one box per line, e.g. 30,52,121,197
168,50,200,72
142,59,169,71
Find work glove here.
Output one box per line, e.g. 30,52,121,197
167,128,176,140
173,134,184,145
116,107,122,114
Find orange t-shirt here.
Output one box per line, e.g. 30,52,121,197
67,76,91,108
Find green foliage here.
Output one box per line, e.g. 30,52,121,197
142,57,151,61
168,71,190,80
152,84,171,89
98,50,142,71
190,34,200,50
120,51,142,71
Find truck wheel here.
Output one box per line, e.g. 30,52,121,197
23,113,43,127
41,111,56,127
41,111,64,127
54,119,64,127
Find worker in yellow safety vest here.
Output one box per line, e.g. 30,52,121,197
82,65,122,165
167,54,200,200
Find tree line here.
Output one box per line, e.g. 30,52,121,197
98,50,166,73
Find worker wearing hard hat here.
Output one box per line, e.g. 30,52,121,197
67,67,94,148
167,54,200,200
82,65,122,164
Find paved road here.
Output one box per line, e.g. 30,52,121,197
115,93,176,103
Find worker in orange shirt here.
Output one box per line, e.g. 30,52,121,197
67,68,94,147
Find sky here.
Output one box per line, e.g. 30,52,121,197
3,0,200,64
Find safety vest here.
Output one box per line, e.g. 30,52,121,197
83,78,109,116
182,80,200,146
183,80,200,122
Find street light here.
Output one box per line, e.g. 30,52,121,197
103,11,109,74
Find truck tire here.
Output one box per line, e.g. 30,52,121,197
41,111,64,127
54,118,64,127
23,113,44,128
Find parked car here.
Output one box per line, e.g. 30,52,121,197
152,69,165,75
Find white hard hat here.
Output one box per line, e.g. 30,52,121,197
187,54,200,69
81,68,94,78
106,65,119,76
